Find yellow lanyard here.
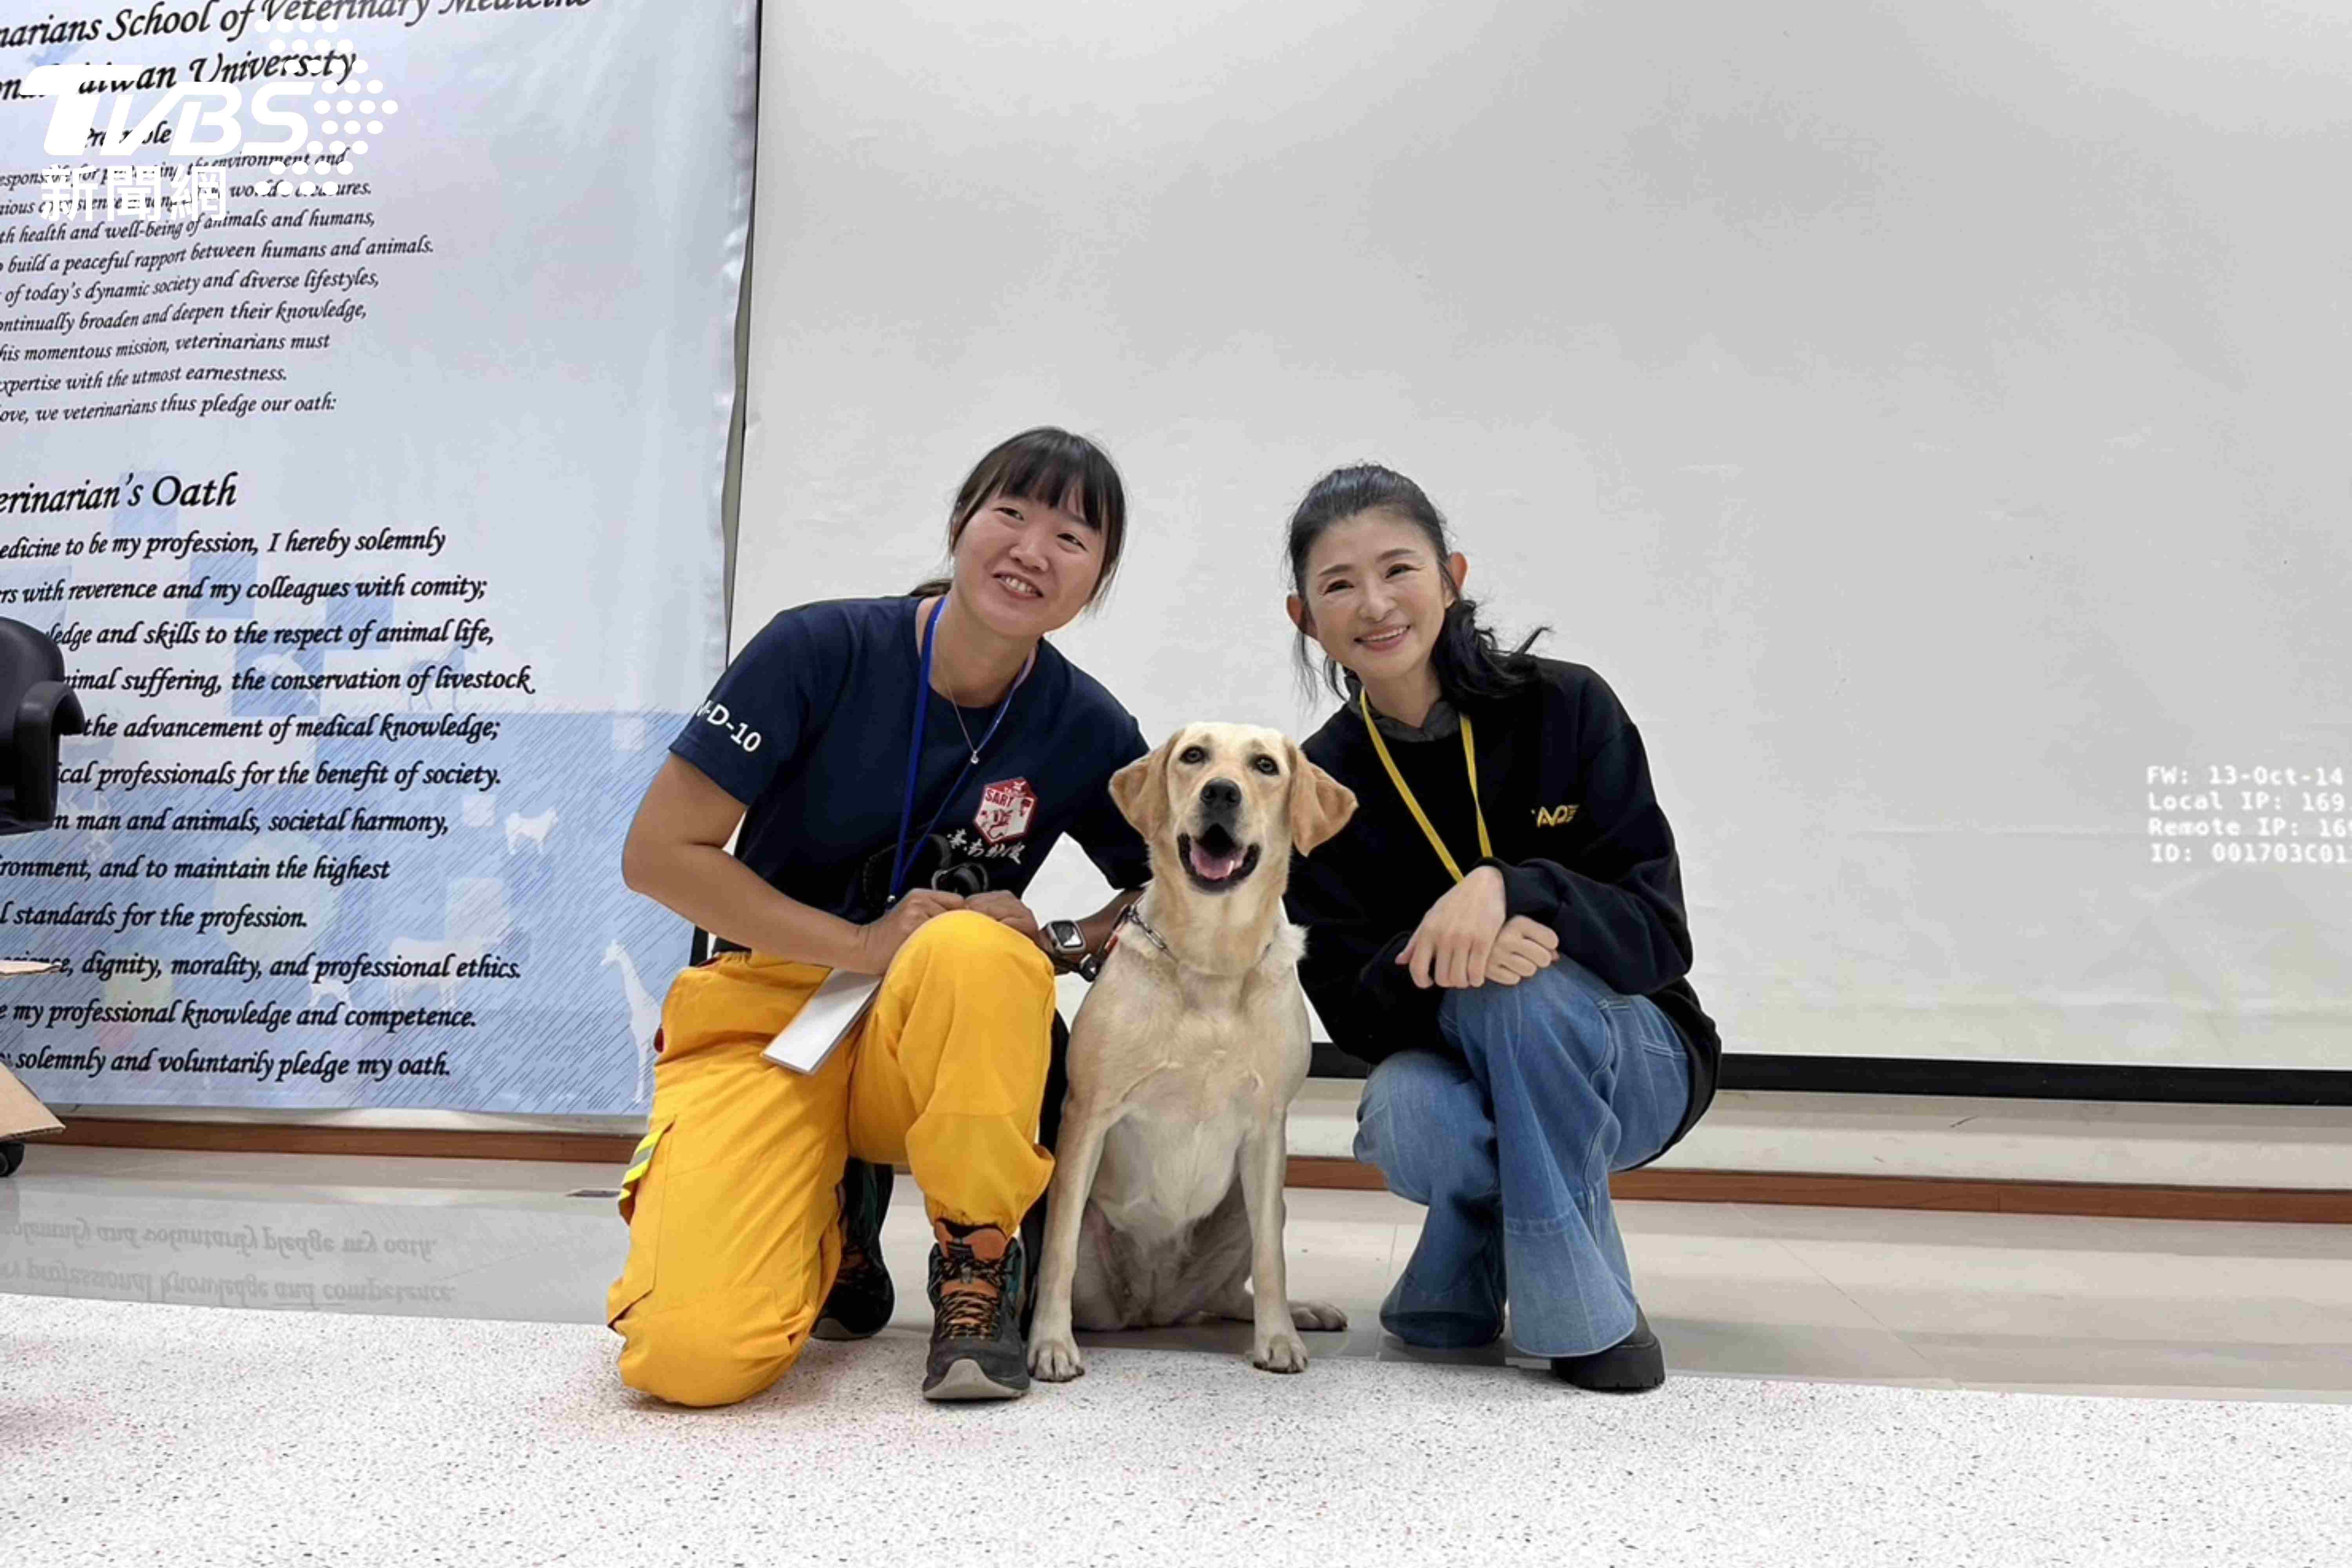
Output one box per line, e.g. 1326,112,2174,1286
1358,689,1492,884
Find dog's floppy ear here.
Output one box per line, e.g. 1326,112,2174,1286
1286,741,1357,856
1111,733,1178,842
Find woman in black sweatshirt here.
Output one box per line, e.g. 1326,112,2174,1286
1279,465,1719,1393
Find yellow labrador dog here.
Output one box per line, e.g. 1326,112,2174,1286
1028,722,1358,1381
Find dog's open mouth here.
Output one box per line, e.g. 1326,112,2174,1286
1178,826,1260,894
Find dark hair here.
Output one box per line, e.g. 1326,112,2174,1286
1284,464,1547,706
909,427,1127,607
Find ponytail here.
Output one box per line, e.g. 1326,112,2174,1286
1428,596,1545,705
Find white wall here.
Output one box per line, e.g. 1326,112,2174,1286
737,0,2352,1072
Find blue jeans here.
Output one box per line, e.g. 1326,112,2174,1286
1352,957,1691,1358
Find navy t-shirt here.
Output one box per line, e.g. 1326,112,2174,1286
671,596,1152,925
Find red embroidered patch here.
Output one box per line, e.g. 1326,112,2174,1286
974,777,1037,844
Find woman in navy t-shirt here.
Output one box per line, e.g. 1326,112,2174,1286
608,428,1152,1406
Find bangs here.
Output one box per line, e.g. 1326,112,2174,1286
950,427,1128,601
971,433,1122,537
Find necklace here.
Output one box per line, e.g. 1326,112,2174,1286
926,597,1032,766
949,701,989,766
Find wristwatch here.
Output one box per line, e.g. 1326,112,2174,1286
1042,919,1088,974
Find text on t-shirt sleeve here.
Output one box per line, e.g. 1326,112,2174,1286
668,605,856,805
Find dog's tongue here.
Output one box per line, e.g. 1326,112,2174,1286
1188,839,1247,881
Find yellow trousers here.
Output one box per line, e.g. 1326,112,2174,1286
605,910,1058,1407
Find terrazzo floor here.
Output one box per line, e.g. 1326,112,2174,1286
4,1145,2350,1565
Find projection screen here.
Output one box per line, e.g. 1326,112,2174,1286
733,0,2352,1086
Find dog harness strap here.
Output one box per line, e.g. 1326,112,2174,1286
1356,689,1492,884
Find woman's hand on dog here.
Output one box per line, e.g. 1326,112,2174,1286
1397,865,1510,988
1481,916,1560,987
855,890,966,971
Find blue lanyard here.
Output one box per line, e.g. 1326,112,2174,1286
887,595,1032,903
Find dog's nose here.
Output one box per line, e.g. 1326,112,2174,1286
1199,778,1241,813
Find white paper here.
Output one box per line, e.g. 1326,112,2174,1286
762,969,882,1075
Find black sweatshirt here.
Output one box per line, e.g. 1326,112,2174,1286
1283,657,1719,1160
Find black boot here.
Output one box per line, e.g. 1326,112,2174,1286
813,1160,895,1342
1550,1305,1666,1393
921,1218,1029,1401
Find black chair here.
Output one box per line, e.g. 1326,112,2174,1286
0,617,84,835
0,618,80,1177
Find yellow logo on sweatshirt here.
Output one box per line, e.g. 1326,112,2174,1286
1533,804,1579,828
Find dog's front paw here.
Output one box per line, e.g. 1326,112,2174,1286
1029,1333,1086,1382
1250,1330,1310,1374
1290,1299,1348,1332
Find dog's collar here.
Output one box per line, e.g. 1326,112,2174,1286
1114,904,1173,959
1083,901,1279,981
1076,904,1168,982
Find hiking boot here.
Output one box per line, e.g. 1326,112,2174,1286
921,1218,1029,1401
1550,1305,1666,1394
813,1160,894,1342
